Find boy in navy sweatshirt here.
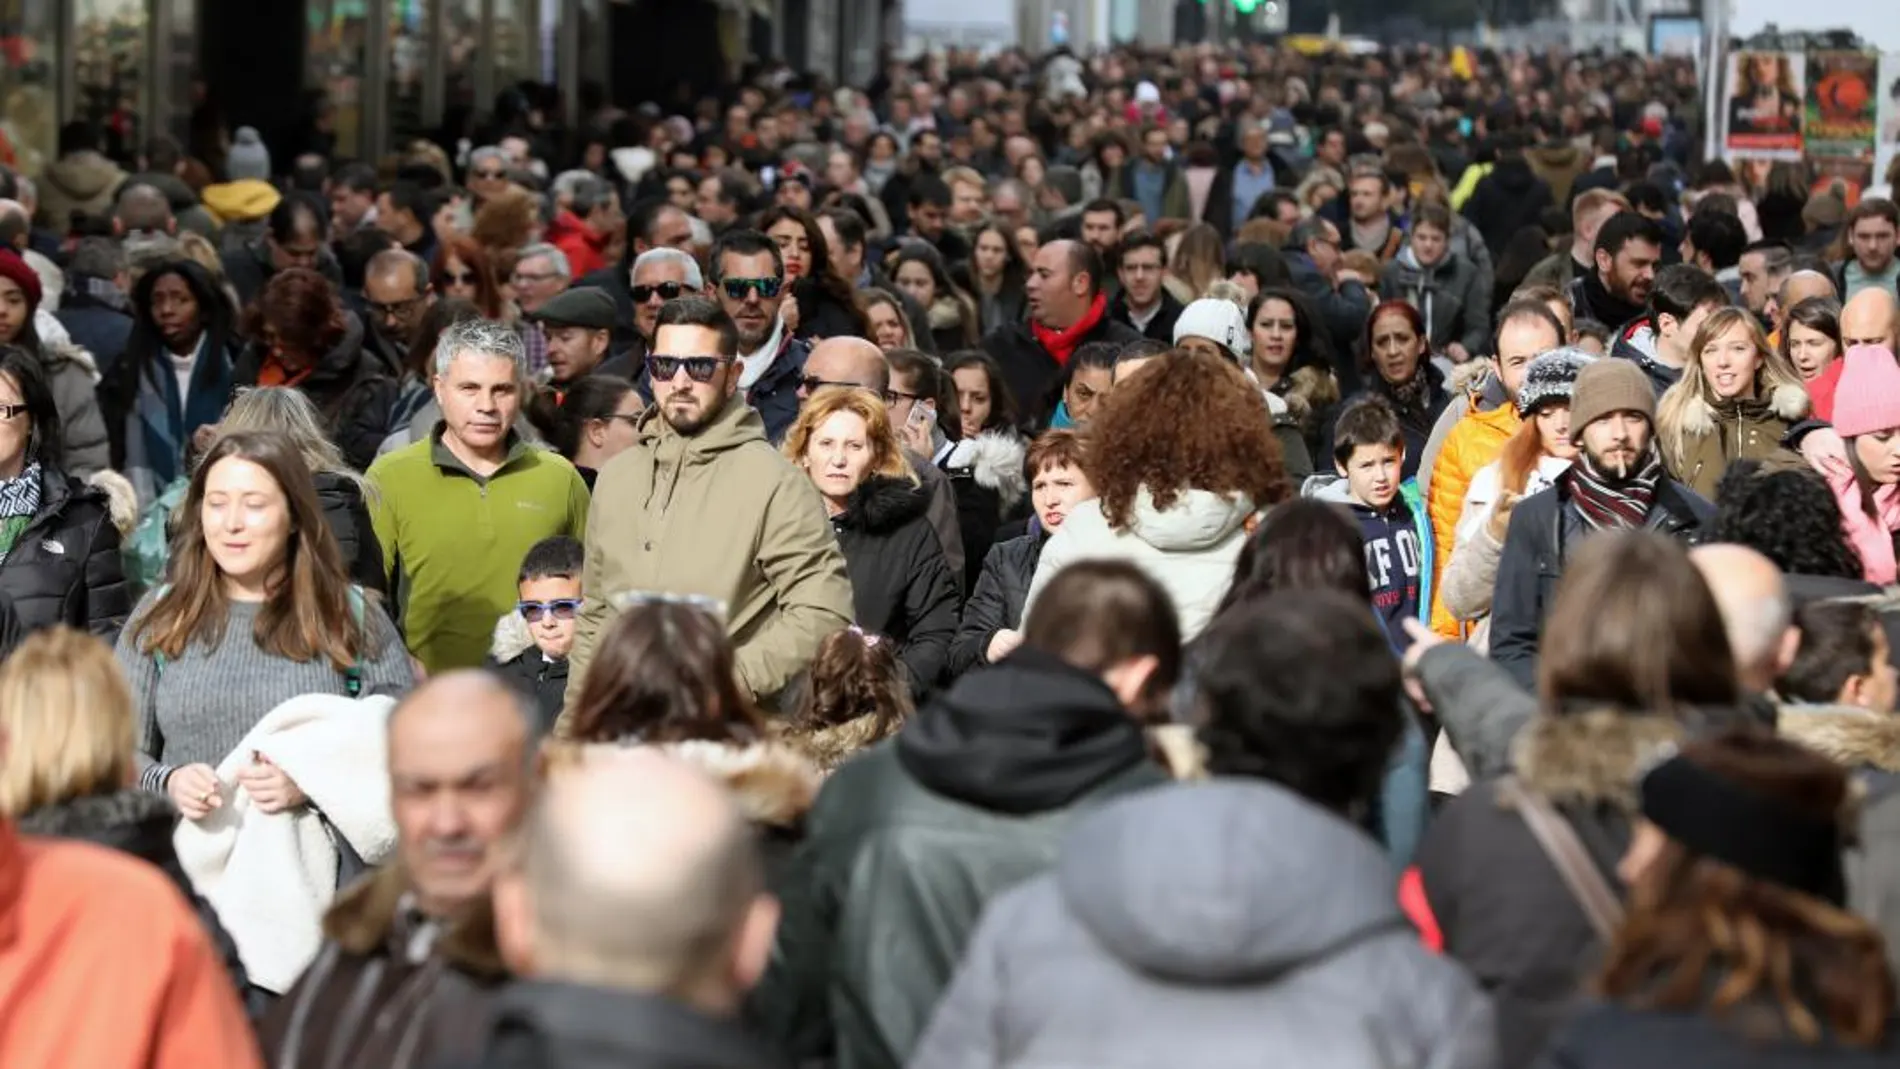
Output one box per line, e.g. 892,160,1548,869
1309,397,1434,648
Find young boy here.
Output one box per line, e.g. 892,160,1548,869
1305,397,1433,649
490,535,584,734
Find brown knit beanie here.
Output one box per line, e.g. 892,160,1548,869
1569,358,1656,432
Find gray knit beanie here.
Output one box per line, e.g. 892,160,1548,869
226,127,272,182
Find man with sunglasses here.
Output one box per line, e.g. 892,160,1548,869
565,297,853,723
712,229,809,444
620,248,704,378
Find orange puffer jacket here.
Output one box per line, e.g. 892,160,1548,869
1427,397,1520,636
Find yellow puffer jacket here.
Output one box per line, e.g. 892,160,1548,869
1426,398,1520,636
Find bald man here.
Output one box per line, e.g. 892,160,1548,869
262,671,536,1069
1770,269,1838,336
480,749,783,1064
1841,287,1900,353
114,183,175,236
1689,544,1798,695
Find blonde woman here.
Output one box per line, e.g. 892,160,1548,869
783,387,959,697
3,626,251,996
1656,306,1809,499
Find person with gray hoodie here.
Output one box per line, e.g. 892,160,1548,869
909,589,1497,1069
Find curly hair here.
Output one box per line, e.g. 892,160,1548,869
1089,348,1289,529
243,267,346,365
1710,460,1862,580
471,186,539,255
786,627,911,769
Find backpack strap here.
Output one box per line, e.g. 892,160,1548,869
1497,775,1625,941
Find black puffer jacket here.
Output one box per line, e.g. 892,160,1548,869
1539,1001,1900,1069
832,476,961,699
947,530,1043,678
315,470,386,594
17,789,252,1007
0,467,130,639
1460,156,1555,259
233,312,398,471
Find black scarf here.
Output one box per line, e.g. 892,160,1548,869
1565,444,1664,530
1578,267,1647,329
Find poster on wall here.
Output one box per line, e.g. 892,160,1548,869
1879,53,1900,192
1806,50,1879,159
1726,51,1805,159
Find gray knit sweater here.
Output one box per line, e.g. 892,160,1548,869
117,591,416,792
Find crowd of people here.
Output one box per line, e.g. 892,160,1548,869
2,34,1900,1069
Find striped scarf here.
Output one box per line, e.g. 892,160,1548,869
1565,446,1663,531
0,463,42,563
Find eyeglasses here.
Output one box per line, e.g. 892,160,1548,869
647,354,733,382
367,296,425,319
518,598,582,622
633,281,690,303
721,277,782,301
601,412,642,427
473,168,507,180
0,403,25,420
438,270,476,286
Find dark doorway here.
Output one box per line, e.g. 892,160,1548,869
198,0,306,174
614,0,730,111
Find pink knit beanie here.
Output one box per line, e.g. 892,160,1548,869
1830,345,1900,438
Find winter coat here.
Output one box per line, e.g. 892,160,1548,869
1025,487,1260,640
1426,386,1520,634
1441,457,1572,637
567,395,854,717
487,609,567,736
939,430,1028,594
981,315,1144,435
1318,199,1406,261
222,238,346,316
948,530,1042,678
1539,1001,1900,1067
831,476,962,700
751,650,1168,1068
1568,274,1650,350
910,780,1499,1069
55,282,134,377
1657,384,1809,501
1284,251,1372,383
0,466,131,639
37,150,127,234
1304,475,1435,637
36,330,112,478
545,209,609,278
233,312,398,471
1326,362,1454,482
746,334,811,446
460,980,791,1069
1420,709,1684,1068
1112,159,1192,221
1490,474,1712,690
16,789,251,1005
314,470,386,595
1526,142,1592,205
1108,289,1185,344
257,864,509,1069
1461,156,1556,259
1815,451,1900,585
1382,246,1491,355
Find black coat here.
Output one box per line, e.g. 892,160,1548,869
55,285,134,377
1461,156,1555,259
1490,474,1713,690
0,467,129,640
947,531,1043,678
791,279,865,343
832,476,961,699
233,312,397,471
1324,363,1453,482
1286,251,1372,391
981,313,1143,434
464,980,789,1069
575,261,640,355
100,260,239,476
315,471,385,594
1539,1002,1900,1068
491,649,567,736
1108,289,1185,344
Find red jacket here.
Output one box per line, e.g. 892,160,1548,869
0,821,260,1068
546,209,608,278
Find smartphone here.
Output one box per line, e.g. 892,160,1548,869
907,400,936,437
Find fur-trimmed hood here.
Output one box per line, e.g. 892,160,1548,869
85,469,138,537
773,713,894,773
1510,709,1685,811
925,294,969,331
835,474,931,536
942,430,1028,508
1675,382,1809,438
16,788,179,860
652,739,823,828
1778,703,1900,773
320,863,508,980
490,606,535,664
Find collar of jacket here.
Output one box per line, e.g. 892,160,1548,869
544,738,821,828
636,390,766,458
1777,703,1900,773
481,979,787,1069
769,712,895,774
1509,708,1684,811
429,424,532,479
321,863,508,979
15,788,175,861
1676,383,1809,437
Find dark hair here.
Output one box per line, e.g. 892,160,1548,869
548,374,637,460
818,207,866,252
1595,210,1666,260
383,180,439,224
786,627,911,768
1249,190,1300,221
1217,498,1369,618
884,347,952,427
1081,198,1125,224
1060,240,1111,298
1491,298,1567,353
1248,286,1337,376
1229,242,1291,288
519,535,584,583
709,228,784,282
57,120,100,157
334,227,399,290
406,297,483,382
244,268,346,362
1118,230,1166,265
0,345,64,471
908,173,951,209
1622,182,1671,217
268,191,329,245
944,350,1018,432
1329,395,1405,467
567,600,765,745
1779,295,1842,364
1710,461,1862,580
1847,198,1900,232
1196,589,1402,814
758,206,869,338
1410,202,1453,234
655,296,740,357
1023,560,1181,708
1685,208,1747,270
333,162,378,195
1782,601,1881,705
1648,263,1729,324
627,195,677,247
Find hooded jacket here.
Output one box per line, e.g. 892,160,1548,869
32,320,112,478
1024,486,1259,640
1462,156,1555,259
1427,380,1521,635
751,650,1167,1068
0,465,131,639
565,395,854,719
38,150,127,234
1656,382,1809,500
1526,142,1592,204
831,475,961,700
234,312,398,471
1305,476,1434,640
909,780,1498,1069
1381,244,1492,355
464,980,791,1069
488,609,566,736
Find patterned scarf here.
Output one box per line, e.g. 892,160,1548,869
1565,444,1663,531
0,463,42,563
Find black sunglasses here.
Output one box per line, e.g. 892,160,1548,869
633,281,689,303
721,277,782,300
473,167,507,180
518,598,582,622
438,270,476,286
647,354,733,383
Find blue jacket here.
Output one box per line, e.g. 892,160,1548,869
749,336,810,446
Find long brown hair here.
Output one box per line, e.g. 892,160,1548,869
787,627,911,741
431,234,505,319
1599,729,1893,1046
133,431,366,669
566,600,765,744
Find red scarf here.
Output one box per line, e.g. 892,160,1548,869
1031,293,1108,367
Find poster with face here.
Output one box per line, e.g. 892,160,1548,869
1726,51,1805,159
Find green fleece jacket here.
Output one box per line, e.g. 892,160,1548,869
368,428,590,673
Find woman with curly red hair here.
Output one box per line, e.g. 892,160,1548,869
1325,299,1451,479
1023,349,1291,638
234,268,397,470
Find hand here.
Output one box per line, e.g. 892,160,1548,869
1400,619,1445,713
986,629,1023,663
779,298,801,337
167,764,223,820
1799,427,1848,471
237,754,307,814
1485,489,1521,543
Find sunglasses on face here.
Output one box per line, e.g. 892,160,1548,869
721,277,782,301
438,271,476,286
474,168,507,180
633,281,689,303
647,354,733,383
518,598,582,622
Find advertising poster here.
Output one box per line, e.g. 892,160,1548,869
1879,53,1900,191
1726,51,1805,159
1812,157,1875,205
1805,50,1879,160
